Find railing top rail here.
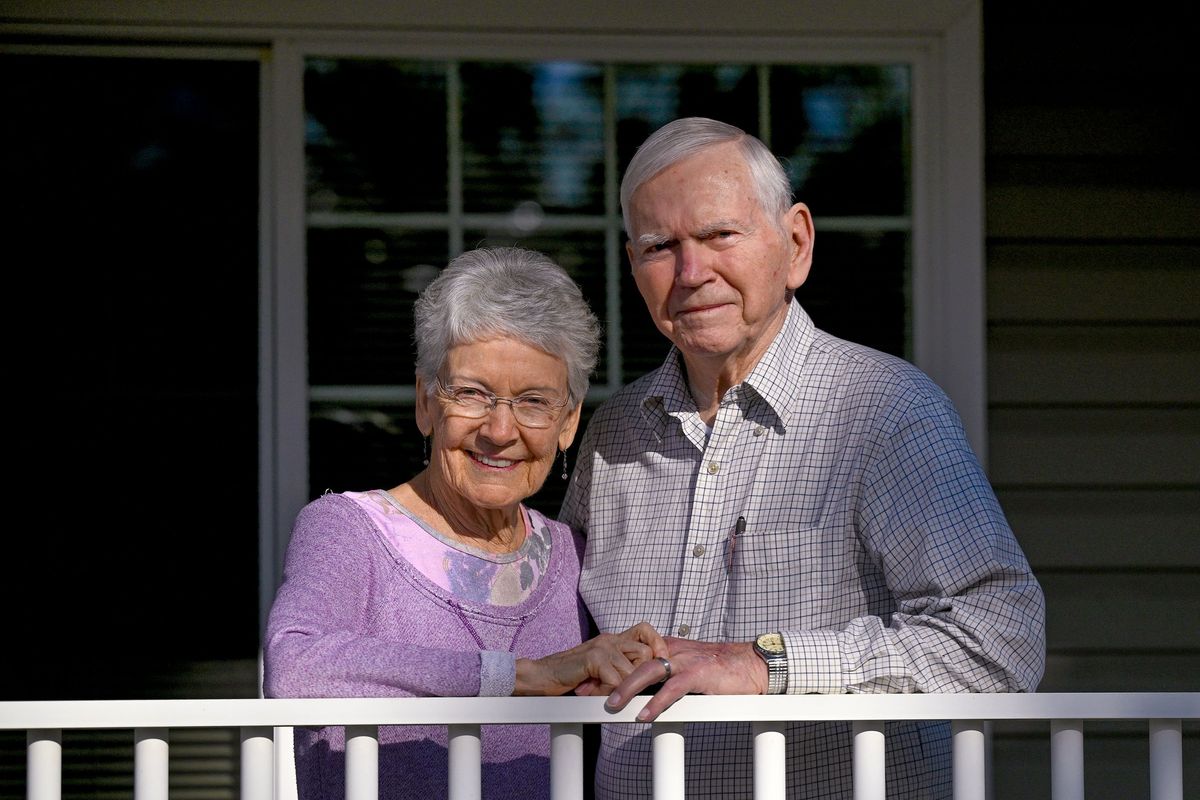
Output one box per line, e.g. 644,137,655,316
1,693,1197,730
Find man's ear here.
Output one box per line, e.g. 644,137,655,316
783,202,815,291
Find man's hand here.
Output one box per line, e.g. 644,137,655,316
604,636,769,721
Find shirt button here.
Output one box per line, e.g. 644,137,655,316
706,462,720,475
692,544,706,557
753,425,766,437
677,624,691,636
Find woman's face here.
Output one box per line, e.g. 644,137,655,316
416,336,581,512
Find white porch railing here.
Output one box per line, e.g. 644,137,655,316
3,693,1197,800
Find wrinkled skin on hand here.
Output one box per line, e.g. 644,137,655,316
604,636,768,721
515,621,668,696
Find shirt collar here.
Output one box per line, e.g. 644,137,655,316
741,298,815,422
637,298,815,434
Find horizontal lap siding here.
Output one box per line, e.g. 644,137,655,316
989,407,1199,487
992,725,1200,800
1000,489,1200,569
988,325,1199,406
984,4,1198,797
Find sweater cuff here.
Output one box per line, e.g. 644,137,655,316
781,630,844,694
479,650,516,697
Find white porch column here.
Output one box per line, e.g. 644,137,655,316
1050,719,1084,800
240,726,274,800
26,729,61,800
550,722,584,800
952,720,986,800
134,728,169,800
447,724,482,800
852,721,885,800
1148,718,1182,800
345,724,379,800
652,722,685,800
753,721,786,800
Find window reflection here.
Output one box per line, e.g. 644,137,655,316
771,65,910,215
303,56,912,490
306,59,448,213
307,228,447,386
462,62,605,213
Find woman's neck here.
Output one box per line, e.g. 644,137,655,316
393,472,526,554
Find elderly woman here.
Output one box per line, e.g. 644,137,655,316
264,247,664,800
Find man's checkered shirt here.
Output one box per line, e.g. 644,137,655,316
560,300,1046,799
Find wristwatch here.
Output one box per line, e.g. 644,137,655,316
753,632,788,695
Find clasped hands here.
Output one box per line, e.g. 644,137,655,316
516,623,768,722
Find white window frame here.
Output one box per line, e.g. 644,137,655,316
1,1,986,634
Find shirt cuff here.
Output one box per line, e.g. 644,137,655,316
479,650,516,697
781,630,844,694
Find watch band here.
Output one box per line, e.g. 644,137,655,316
754,632,788,695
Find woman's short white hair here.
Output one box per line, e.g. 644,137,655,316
620,117,793,235
413,246,601,405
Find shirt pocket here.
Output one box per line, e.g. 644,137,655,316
733,525,829,576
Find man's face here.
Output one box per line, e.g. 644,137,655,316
625,142,813,378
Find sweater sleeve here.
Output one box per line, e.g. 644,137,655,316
263,495,507,699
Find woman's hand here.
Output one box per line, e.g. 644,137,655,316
514,621,668,696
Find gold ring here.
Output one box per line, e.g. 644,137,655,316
656,656,672,679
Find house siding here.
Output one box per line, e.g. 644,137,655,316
983,4,1199,797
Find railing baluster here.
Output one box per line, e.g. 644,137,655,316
0,694,1196,800
134,728,169,800
952,720,986,800
240,726,274,800
852,721,885,800
1049,719,1083,800
26,729,61,800
447,724,481,800
1148,718,1182,800
550,722,584,800
345,724,379,800
275,726,299,800
983,721,994,800
652,721,685,800
753,721,786,800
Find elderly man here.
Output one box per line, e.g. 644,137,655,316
559,117,1046,798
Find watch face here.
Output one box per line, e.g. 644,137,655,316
756,632,785,654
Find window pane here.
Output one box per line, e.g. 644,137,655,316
798,231,910,358
310,404,420,498
306,59,448,213
1,54,260,692
462,62,606,214
307,228,447,385
616,64,760,175
770,65,910,216
305,57,913,504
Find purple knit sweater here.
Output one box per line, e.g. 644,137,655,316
263,493,589,800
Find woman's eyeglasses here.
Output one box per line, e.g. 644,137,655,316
434,378,569,429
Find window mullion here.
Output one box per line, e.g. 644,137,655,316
603,63,623,394
447,60,464,256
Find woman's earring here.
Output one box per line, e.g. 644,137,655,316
422,436,430,466
560,449,569,481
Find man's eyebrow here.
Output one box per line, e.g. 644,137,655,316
696,219,748,236
635,232,671,247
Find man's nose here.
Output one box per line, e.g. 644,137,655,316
675,241,713,286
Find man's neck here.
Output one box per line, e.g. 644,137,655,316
682,361,736,424
681,306,791,425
